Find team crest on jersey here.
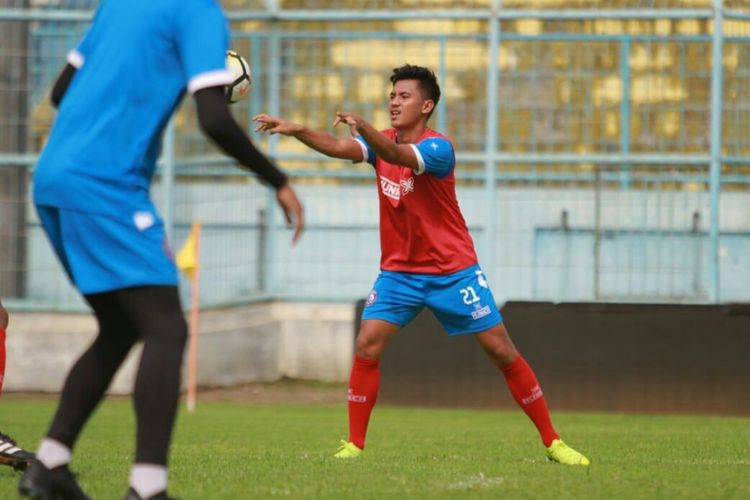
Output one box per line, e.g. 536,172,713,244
380,175,414,201
133,211,154,231
366,290,378,306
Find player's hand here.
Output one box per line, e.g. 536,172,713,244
275,182,304,245
252,114,300,136
332,111,363,137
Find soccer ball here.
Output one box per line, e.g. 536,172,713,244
225,50,251,103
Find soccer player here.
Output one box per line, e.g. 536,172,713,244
253,64,589,465
18,1,304,499
0,299,35,472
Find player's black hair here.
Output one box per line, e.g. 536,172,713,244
390,64,441,118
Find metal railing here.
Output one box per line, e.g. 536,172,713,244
1,1,749,308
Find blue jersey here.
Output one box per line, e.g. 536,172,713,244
33,0,233,217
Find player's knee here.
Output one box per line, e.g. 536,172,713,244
126,287,187,348
160,312,187,348
136,307,187,355
496,346,517,367
484,342,517,367
354,333,384,359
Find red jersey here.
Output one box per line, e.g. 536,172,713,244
356,128,478,274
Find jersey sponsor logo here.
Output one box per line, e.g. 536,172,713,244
521,385,544,405
133,211,155,231
380,175,415,201
430,140,439,151
380,176,401,200
471,304,491,320
366,290,378,306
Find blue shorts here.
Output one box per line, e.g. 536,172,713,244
361,264,503,335
36,204,178,295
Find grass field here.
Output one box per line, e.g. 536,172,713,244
1,396,749,499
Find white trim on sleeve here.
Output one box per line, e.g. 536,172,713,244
187,70,234,95
67,50,84,69
354,137,369,164
410,144,426,175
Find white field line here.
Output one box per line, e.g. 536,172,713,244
446,472,504,491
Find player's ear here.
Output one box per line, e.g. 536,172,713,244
421,99,435,116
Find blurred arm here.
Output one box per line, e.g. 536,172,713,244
194,86,304,243
50,63,77,108
194,86,288,188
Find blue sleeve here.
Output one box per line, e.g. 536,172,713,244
354,136,377,167
174,1,232,89
414,137,455,178
67,4,104,67
74,27,95,63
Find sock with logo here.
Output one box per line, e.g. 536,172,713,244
0,327,5,393
501,354,559,447
347,355,380,449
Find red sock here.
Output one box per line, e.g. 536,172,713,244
501,354,559,447
0,327,6,394
347,355,380,449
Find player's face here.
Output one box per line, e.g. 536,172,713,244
389,79,434,129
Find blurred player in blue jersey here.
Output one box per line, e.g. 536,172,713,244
18,1,304,499
0,299,35,472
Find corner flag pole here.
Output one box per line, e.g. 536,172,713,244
186,221,202,412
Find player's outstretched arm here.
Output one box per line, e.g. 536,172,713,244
333,112,420,171
50,63,77,108
194,86,304,243
253,114,363,161
275,184,304,244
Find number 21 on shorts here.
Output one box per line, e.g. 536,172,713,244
460,286,480,305
459,270,488,305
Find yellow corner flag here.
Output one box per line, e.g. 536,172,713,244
177,221,203,412
176,222,201,279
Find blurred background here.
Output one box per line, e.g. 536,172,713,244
2,1,750,402
2,0,749,311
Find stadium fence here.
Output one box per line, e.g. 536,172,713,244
1,0,749,309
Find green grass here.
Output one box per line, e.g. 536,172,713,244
1,398,749,499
